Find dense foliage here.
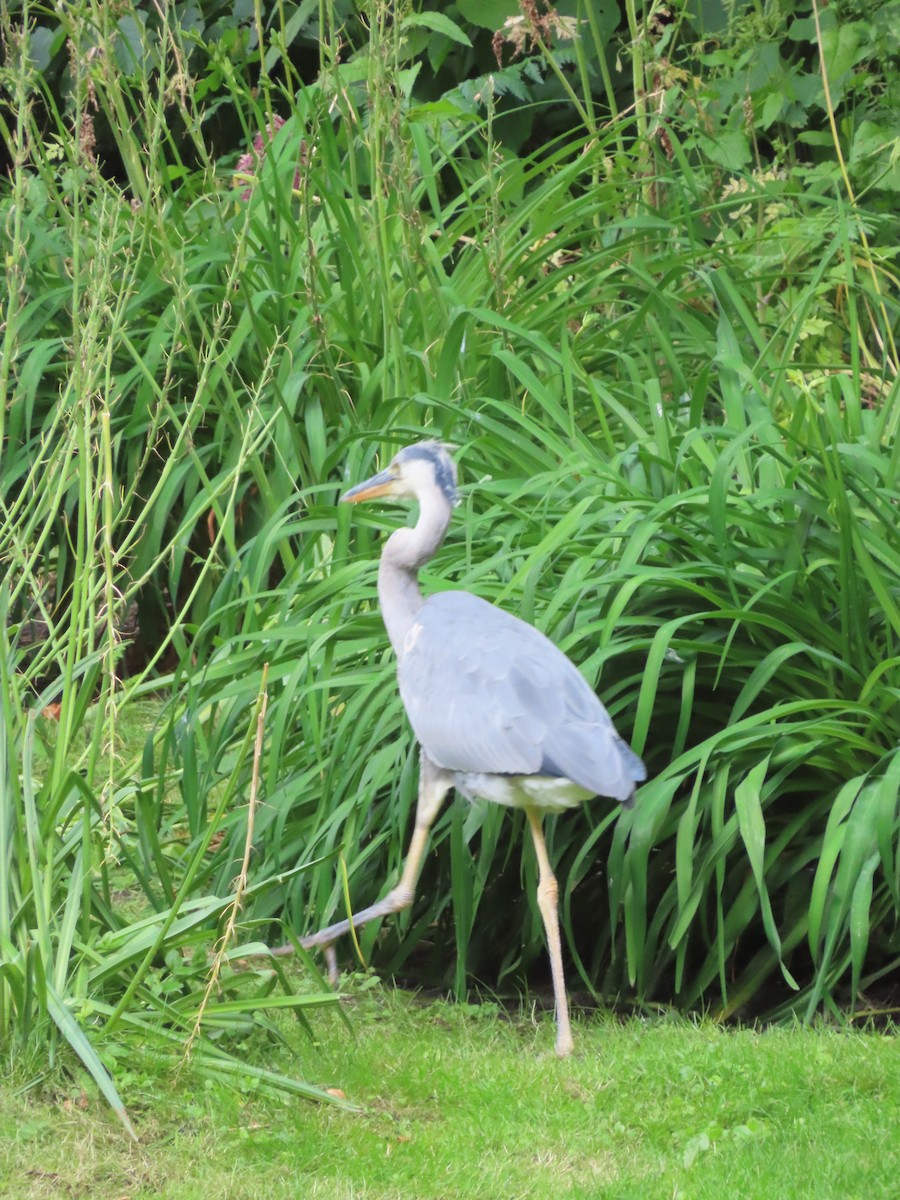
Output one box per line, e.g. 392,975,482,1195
1,0,898,1124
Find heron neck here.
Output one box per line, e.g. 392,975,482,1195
378,492,451,656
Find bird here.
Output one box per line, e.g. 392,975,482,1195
299,440,645,1057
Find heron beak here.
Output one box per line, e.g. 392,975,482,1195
340,467,398,504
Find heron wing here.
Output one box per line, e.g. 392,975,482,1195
396,590,645,803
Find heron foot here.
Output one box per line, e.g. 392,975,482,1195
555,1028,574,1058
287,882,417,985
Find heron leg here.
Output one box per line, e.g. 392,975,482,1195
295,754,453,982
525,806,574,1058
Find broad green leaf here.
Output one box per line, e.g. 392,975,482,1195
401,12,472,45
456,0,519,30
735,759,798,990
46,986,137,1141
849,853,879,1003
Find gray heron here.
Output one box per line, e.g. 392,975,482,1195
299,441,645,1057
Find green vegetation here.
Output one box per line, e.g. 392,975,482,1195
2,991,899,1199
0,0,897,1134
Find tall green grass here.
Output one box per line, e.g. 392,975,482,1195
0,1,353,1130
1,0,898,1125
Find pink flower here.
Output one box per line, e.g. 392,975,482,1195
235,115,296,199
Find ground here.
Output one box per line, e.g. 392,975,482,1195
1,989,898,1199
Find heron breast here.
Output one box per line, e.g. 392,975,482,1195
452,772,593,812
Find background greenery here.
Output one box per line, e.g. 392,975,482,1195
1,0,898,1126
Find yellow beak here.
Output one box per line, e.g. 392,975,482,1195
340,467,398,504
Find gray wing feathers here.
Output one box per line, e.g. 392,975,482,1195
397,591,645,803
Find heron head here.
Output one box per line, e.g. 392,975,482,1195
341,441,458,507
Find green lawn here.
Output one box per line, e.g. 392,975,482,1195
2,990,897,1200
